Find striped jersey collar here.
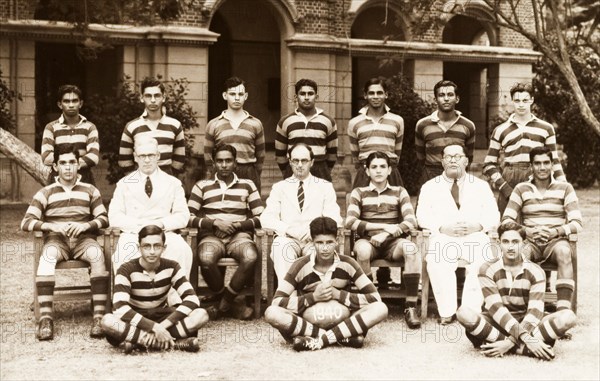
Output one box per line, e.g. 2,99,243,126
367,181,391,192
507,113,539,125
526,174,557,186
218,110,251,121
141,109,167,121
429,109,462,123
308,249,341,277
53,174,82,187
358,105,391,118
294,107,324,120
57,114,87,126
212,172,240,187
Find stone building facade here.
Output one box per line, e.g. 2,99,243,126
1,0,540,201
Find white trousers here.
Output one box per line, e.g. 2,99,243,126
425,232,495,318
270,236,315,281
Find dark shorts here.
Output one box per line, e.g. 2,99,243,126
524,238,570,264
354,236,412,261
43,234,101,261
198,232,257,261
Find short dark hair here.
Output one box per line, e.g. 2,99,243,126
288,142,314,160
510,82,533,98
498,222,526,240
529,146,552,163
138,225,166,244
140,77,165,94
213,144,237,160
365,151,390,167
223,76,245,92
57,85,82,102
442,143,467,156
53,144,80,165
310,217,338,239
363,77,388,93
295,79,318,94
434,80,459,97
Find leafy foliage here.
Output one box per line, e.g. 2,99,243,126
385,75,436,195
533,45,600,187
0,70,21,135
84,75,198,184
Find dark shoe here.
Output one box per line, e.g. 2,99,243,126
173,337,200,353
206,305,222,320
404,307,421,329
545,301,558,313
292,336,323,352
231,300,253,320
559,332,573,341
338,335,364,348
439,315,456,326
90,317,104,338
122,342,134,354
36,317,54,341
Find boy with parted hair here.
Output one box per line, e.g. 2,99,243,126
22,143,109,340
265,216,388,351
102,224,208,353
204,76,265,191
119,77,186,175
41,84,100,184
457,222,576,360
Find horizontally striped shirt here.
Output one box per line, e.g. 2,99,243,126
188,173,264,232
118,111,186,172
113,258,199,332
415,110,476,167
272,251,381,315
347,106,404,164
502,178,583,237
479,257,546,340
483,114,566,190
41,114,100,169
275,108,338,171
21,176,108,232
345,182,417,238
204,111,265,173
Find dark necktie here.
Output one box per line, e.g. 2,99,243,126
297,181,305,211
145,176,153,198
451,179,460,209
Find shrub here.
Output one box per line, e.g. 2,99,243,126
85,75,198,184
0,69,21,134
533,46,600,188
385,75,436,195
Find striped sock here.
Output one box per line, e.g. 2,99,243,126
90,273,109,318
555,279,575,311
36,276,55,320
324,313,369,345
403,273,420,307
532,315,561,348
463,315,505,345
286,314,325,338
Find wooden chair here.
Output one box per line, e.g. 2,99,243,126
258,227,348,305
32,229,114,320
190,229,262,319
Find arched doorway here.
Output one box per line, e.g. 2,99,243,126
442,15,493,148
208,0,282,150
351,5,406,115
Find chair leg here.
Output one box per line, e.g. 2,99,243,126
253,250,262,319
420,266,430,319
267,256,275,305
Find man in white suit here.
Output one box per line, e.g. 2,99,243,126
109,136,193,279
416,143,499,325
260,143,342,281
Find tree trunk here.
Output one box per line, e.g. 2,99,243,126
0,128,50,186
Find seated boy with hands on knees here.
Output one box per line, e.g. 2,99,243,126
265,216,388,351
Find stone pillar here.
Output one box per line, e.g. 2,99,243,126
409,59,443,104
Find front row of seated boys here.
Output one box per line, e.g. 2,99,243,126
21,139,578,359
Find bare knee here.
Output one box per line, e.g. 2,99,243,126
199,244,223,266
265,305,287,326
556,309,577,330
369,301,388,320
84,246,106,272
353,241,373,262
456,305,478,328
237,244,258,265
554,246,572,265
190,308,209,328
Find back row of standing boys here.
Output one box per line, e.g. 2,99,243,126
23,76,581,357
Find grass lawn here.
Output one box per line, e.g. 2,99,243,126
1,186,599,380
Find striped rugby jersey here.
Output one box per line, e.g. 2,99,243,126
118,111,186,172
483,114,566,189
188,174,264,231
272,251,381,315
502,178,583,237
275,108,337,171
41,114,100,169
347,106,404,164
113,258,199,332
204,111,265,173
21,177,108,232
415,110,476,166
479,257,546,340
345,182,417,238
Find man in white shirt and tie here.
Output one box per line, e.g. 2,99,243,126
109,136,193,281
260,143,343,281
416,143,499,325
